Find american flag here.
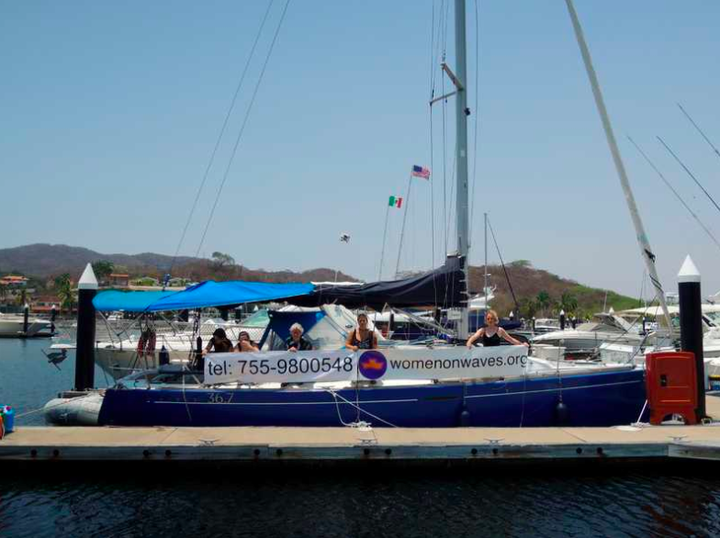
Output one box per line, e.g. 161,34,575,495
411,165,430,179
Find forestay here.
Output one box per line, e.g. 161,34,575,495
205,345,528,384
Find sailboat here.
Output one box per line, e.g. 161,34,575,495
87,0,649,429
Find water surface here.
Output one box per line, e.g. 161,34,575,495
2,339,720,538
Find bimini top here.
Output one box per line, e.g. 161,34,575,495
93,256,466,313
93,281,314,313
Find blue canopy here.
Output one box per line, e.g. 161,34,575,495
263,310,327,344
93,290,179,313
93,281,314,312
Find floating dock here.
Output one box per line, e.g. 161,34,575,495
2,396,720,466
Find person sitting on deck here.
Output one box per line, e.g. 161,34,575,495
345,312,378,351
236,330,260,352
285,323,313,352
466,310,528,348
203,328,234,354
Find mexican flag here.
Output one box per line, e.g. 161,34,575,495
388,196,403,208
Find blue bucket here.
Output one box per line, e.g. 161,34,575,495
710,376,720,392
0,406,14,433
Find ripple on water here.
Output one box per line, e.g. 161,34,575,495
2,470,720,538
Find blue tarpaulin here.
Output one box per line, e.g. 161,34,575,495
93,291,179,313
93,281,315,312
264,310,326,343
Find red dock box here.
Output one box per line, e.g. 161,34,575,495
645,351,698,425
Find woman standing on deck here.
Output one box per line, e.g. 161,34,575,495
345,313,378,351
466,310,528,348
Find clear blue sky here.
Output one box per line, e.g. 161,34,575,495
2,1,720,300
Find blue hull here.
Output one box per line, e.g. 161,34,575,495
98,369,647,428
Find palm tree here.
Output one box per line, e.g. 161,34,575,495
536,291,551,317
560,291,579,316
54,274,74,314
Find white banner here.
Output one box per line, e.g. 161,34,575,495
204,345,528,385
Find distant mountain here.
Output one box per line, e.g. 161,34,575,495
0,244,359,284
0,244,637,317
0,244,197,278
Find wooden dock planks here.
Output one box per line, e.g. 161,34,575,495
1,395,719,464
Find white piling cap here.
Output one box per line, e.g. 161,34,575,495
678,255,701,283
78,263,99,290
559,309,565,315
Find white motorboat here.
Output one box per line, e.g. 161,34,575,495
531,311,647,352
0,312,53,338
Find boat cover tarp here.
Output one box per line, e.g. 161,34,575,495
292,255,466,310
265,310,326,343
93,282,315,312
93,291,179,313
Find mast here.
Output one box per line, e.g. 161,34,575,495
564,0,672,330
455,0,470,338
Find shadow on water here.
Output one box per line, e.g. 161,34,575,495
2,464,720,538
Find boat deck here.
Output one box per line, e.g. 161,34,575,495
3,395,720,466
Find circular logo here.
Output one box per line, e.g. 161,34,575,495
358,351,387,380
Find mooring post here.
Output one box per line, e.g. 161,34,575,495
559,310,566,331
22,304,29,335
75,263,98,392
678,255,706,419
50,304,57,334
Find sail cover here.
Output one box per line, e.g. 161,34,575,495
93,281,314,312
291,255,466,310
93,257,464,312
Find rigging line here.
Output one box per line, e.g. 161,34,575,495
440,0,450,257
195,0,292,259
429,110,439,307
444,148,457,249
378,203,391,280
629,135,720,252
427,4,439,307
429,0,437,92
657,135,720,215
487,217,520,314
395,171,414,277
469,0,480,246
677,102,720,161
169,0,276,274
441,60,448,258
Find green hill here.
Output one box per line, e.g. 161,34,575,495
469,260,640,320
